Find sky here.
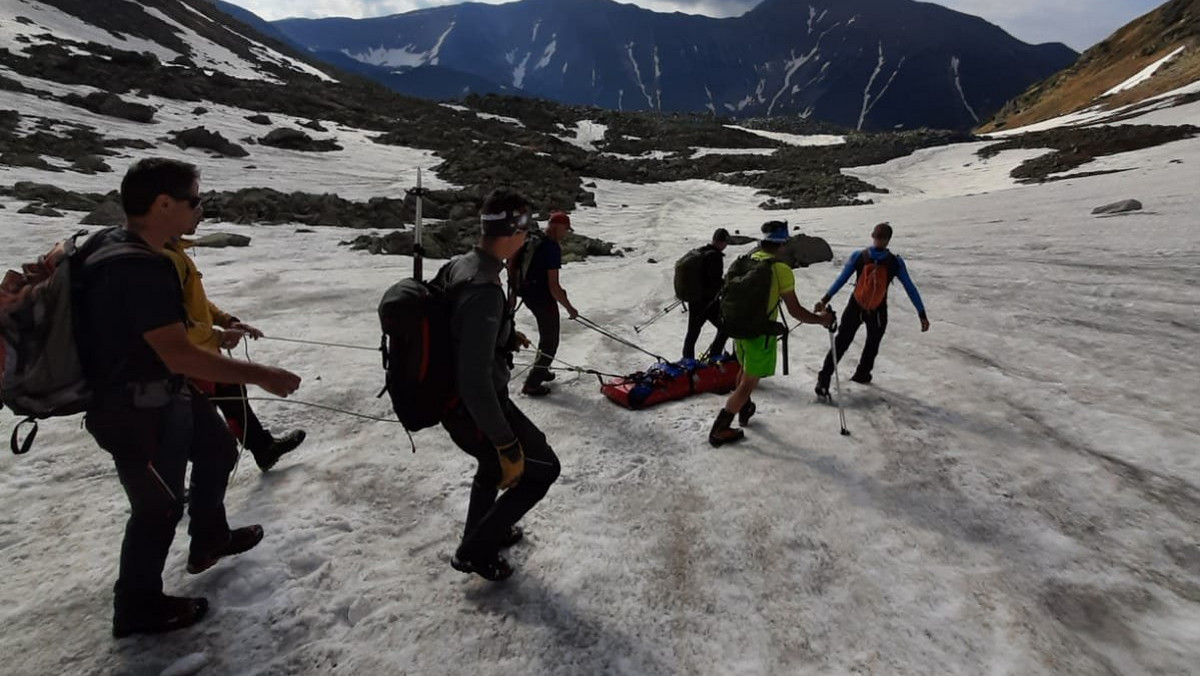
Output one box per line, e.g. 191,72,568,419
228,0,1167,51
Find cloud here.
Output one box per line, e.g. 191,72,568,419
230,0,1166,50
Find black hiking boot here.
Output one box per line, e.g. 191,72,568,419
500,525,524,549
113,593,209,639
709,409,745,447
850,371,872,385
738,399,757,427
521,382,551,397
451,550,514,581
256,430,307,472
814,382,830,399
187,525,265,574
543,372,556,382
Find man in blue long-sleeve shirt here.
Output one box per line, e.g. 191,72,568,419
814,222,930,397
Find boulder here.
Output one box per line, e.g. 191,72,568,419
61,92,155,123
12,182,98,211
776,234,833,268
19,204,64,217
259,128,342,152
246,114,272,125
172,127,249,158
71,155,113,174
1092,199,1143,215
193,233,251,248
81,200,125,225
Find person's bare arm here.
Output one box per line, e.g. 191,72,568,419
782,290,832,327
143,323,301,397
547,269,578,319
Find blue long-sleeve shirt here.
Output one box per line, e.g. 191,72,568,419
823,247,926,318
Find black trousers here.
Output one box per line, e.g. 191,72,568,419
682,296,727,360
211,382,273,456
818,298,889,386
86,390,238,598
441,400,561,557
524,295,560,386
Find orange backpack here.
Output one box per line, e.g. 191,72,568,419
853,249,897,311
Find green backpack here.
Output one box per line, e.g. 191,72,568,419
720,253,782,339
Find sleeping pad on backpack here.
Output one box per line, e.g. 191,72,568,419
600,354,741,410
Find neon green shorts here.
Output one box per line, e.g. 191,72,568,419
734,336,778,378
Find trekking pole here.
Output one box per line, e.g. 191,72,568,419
780,314,790,376
828,317,850,436
574,315,669,363
634,299,683,334
407,168,430,282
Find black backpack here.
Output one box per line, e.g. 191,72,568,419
378,268,456,432
673,247,707,303
511,228,545,298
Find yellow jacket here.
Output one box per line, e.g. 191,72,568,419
163,239,236,353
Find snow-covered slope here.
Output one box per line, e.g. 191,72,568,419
0,0,335,84
982,0,1200,134
2,55,1199,676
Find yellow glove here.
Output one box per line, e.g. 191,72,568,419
496,439,525,490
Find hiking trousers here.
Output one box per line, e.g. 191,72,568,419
524,295,560,386
682,296,727,360
441,400,561,557
818,297,889,386
86,389,238,598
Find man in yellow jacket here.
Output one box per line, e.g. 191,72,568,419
163,235,306,471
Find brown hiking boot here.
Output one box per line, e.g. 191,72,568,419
709,408,745,447
187,525,264,574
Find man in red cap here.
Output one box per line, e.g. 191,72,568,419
514,211,578,396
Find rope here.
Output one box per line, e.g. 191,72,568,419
573,315,669,363
260,335,378,352
207,396,403,424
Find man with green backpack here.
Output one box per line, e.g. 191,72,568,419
710,221,833,446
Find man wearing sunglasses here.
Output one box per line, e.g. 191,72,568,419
437,189,561,581
814,222,929,398
79,158,301,637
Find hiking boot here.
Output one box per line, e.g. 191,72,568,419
850,372,872,385
521,382,551,397
113,593,209,639
451,550,514,581
500,524,524,549
709,409,745,447
187,525,265,574
543,372,556,382
256,430,306,472
738,399,756,427
814,383,830,399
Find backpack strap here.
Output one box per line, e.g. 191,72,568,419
854,248,871,275
10,417,36,455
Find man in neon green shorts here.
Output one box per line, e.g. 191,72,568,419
711,221,834,446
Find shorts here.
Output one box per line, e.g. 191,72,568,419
734,336,778,378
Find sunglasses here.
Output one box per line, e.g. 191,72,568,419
172,193,202,209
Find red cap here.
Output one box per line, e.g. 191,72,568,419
548,211,572,230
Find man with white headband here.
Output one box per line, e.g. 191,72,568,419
434,189,562,581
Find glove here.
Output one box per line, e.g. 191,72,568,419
496,439,525,490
